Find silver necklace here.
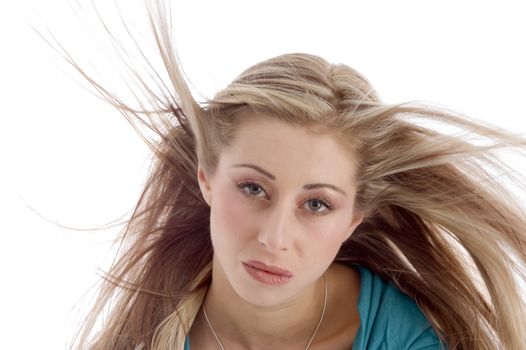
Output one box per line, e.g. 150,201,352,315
202,275,328,350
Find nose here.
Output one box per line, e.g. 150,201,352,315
257,202,294,252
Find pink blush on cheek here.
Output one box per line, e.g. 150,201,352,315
212,184,256,240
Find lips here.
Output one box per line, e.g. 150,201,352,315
243,260,293,277
242,261,293,285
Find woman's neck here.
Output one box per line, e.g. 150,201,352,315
200,262,328,349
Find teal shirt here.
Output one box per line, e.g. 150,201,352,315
184,265,446,349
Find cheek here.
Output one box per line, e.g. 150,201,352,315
309,231,344,256
209,184,254,251
304,212,354,255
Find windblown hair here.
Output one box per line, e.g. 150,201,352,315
41,1,526,349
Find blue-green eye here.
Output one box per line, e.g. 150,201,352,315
237,181,268,199
237,181,334,216
304,198,334,216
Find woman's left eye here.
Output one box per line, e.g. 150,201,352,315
303,197,334,216
237,182,334,216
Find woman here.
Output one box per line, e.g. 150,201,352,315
56,1,526,349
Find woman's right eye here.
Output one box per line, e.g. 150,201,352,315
237,181,268,199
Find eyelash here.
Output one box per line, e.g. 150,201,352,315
236,180,334,216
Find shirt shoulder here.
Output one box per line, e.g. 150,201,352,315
351,265,446,350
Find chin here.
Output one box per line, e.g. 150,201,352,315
234,284,292,308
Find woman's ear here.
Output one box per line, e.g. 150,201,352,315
197,165,212,207
343,209,365,241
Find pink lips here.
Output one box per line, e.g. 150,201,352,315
242,260,293,285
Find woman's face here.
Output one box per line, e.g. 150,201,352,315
197,117,363,307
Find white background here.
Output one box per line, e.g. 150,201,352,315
2,1,526,349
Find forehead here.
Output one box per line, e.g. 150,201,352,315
220,117,357,187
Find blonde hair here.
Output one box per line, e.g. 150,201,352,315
41,1,526,349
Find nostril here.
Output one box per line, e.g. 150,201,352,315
257,231,290,252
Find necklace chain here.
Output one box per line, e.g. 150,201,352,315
202,275,328,350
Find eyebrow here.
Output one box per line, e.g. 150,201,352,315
231,163,348,196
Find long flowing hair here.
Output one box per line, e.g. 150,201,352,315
36,1,526,349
